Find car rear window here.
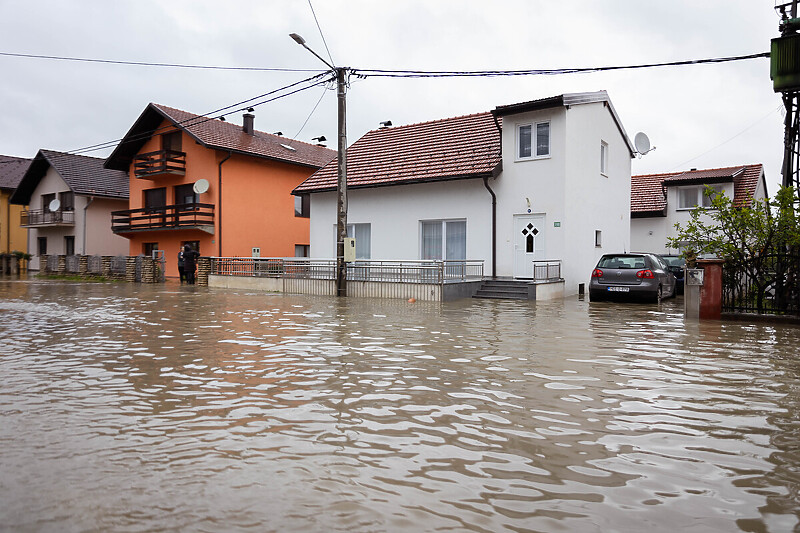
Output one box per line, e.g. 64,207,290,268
597,256,647,269
662,256,685,267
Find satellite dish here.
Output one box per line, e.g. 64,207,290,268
634,132,655,156
193,179,210,194
49,198,61,211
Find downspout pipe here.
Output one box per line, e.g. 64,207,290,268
82,195,94,255
483,176,497,279
217,151,232,257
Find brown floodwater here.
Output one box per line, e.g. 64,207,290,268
0,278,799,532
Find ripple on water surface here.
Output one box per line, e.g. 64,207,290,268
0,280,799,532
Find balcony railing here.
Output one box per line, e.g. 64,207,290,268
21,209,75,227
133,149,186,178
112,203,214,233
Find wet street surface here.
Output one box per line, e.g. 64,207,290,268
1,278,799,532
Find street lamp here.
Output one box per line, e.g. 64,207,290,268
290,32,348,297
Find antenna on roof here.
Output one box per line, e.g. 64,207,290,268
634,132,656,158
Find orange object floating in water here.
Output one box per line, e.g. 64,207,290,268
408,298,416,303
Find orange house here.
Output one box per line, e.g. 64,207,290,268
105,104,336,278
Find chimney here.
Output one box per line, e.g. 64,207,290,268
243,113,255,135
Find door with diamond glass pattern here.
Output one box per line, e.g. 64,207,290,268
513,214,546,278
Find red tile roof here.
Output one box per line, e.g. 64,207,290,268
632,164,765,216
293,112,502,193
106,103,336,171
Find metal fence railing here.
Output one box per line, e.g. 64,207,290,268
723,250,800,316
210,258,484,285
532,260,562,281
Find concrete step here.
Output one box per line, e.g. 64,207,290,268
472,279,531,300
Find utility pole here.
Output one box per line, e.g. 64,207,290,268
291,33,348,296
773,1,800,192
335,67,348,296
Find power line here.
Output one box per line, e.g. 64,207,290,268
353,52,771,78
0,73,334,166
293,85,330,139
0,51,323,72
667,104,784,172
307,0,335,67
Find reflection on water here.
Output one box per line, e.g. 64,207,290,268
1,279,799,532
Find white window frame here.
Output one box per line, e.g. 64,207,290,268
676,184,725,210
600,141,608,176
595,230,602,248
333,223,371,259
516,121,550,161
420,219,466,261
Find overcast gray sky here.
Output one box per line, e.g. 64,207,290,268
0,0,786,193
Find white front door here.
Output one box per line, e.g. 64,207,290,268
513,214,546,278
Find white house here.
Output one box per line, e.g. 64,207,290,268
294,91,635,296
631,164,768,254
10,149,129,270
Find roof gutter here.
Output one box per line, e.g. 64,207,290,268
483,176,497,279
82,195,94,254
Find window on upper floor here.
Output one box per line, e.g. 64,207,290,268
295,194,310,218
42,193,55,212
600,141,608,176
162,131,182,153
59,191,74,211
677,184,725,209
517,121,550,160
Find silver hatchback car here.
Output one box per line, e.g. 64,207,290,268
589,253,676,303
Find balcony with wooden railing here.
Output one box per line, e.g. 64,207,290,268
133,149,186,179
21,209,75,227
111,203,214,234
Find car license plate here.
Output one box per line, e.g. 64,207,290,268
607,286,630,292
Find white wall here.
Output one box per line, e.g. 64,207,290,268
310,178,492,263
307,98,634,297
631,180,740,255
493,107,567,279
563,102,632,293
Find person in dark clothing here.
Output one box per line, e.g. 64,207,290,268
183,244,199,284
177,249,186,283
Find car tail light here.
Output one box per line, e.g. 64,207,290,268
636,269,655,279
591,269,603,278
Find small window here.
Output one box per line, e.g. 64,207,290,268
536,122,550,157
38,237,47,256
42,193,55,212
64,236,75,256
59,192,74,211
294,194,310,218
335,223,371,259
143,243,159,257
702,185,725,207
162,131,182,153
175,184,198,207
295,245,309,258
595,230,602,248
517,121,550,160
600,141,608,175
252,247,261,257
677,185,725,209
